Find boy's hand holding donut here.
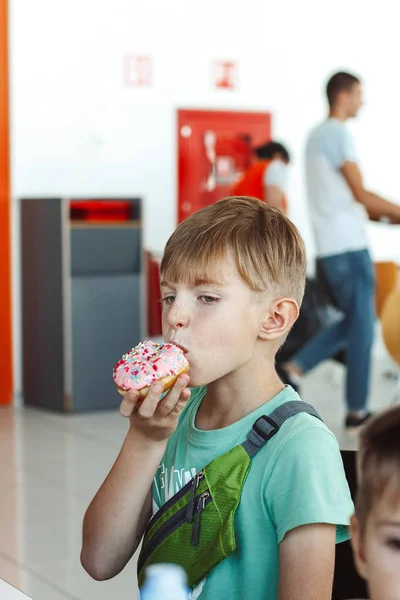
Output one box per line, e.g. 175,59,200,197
119,376,190,442
113,341,191,443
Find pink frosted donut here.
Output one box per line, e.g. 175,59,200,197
113,340,189,400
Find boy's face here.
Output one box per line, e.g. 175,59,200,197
351,492,400,600
161,253,295,387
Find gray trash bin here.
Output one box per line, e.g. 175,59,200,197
21,197,145,412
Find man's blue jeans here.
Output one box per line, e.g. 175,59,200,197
293,249,375,413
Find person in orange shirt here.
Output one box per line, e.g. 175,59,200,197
231,141,290,214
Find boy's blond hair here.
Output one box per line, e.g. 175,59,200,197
356,405,400,534
161,196,306,305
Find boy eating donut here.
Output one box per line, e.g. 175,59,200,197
81,196,353,600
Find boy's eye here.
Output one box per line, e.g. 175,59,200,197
162,295,175,305
199,295,219,304
386,537,400,550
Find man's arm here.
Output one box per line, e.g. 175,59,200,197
278,523,336,600
341,161,400,223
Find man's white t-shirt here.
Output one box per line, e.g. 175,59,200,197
306,118,369,257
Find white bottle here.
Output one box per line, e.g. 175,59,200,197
140,563,190,600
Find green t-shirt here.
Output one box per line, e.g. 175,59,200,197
152,385,353,600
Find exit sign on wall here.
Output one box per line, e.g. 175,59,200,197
124,55,153,87
213,60,238,90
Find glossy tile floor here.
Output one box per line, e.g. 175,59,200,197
0,332,399,600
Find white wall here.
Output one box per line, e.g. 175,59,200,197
10,0,400,395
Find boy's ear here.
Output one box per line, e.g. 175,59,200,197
350,514,368,580
259,297,299,341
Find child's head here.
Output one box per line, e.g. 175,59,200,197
351,406,400,600
160,196,306,387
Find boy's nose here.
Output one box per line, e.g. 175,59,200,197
166,303,189,329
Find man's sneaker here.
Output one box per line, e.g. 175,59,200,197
345,412,372,429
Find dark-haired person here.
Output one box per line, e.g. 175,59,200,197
284,71,400,429
230,141,290,214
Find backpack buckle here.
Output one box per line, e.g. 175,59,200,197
253,415,279,441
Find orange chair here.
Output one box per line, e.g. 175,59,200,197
382,288,400,366
375,261,399,317
381,287,400,403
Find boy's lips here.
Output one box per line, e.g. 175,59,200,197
169,341,189,355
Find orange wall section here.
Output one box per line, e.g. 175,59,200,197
0,0,13,405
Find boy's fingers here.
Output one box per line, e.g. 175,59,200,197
170,388,191,415
158,375,190,416
137,383,163,418
119,389,139,418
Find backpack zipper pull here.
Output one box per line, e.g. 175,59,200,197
185,471,204,523
191,491,210,546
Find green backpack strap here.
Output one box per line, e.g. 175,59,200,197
242,400,322,458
